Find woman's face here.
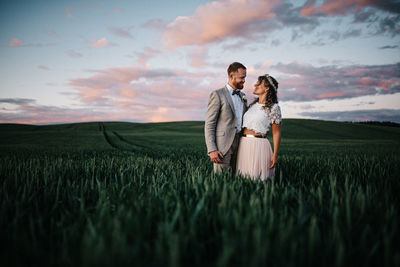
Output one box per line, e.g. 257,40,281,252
253,80,269,95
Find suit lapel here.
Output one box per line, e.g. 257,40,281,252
239,92,247,123
240,92,247,113
222,86,235,116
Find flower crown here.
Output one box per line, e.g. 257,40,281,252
264,74,277,91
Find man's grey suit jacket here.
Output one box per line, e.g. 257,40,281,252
204,86,247,156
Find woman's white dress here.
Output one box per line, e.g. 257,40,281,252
236,103,281,180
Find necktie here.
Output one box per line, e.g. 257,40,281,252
232,90,240,96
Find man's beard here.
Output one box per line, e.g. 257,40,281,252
235,82,244,89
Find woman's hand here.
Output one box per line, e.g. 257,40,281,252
269,154,278,169
270,122,281,169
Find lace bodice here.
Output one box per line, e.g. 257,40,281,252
242,103,281,134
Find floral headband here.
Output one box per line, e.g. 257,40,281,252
264,74,277,91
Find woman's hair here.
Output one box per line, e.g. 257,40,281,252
249,74,279,111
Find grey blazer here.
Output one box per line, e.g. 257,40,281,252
204,86,247,155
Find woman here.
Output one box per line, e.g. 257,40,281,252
236,74,282,180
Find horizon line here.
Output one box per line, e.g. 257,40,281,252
1,118,399,127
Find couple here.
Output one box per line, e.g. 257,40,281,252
205,62,281,180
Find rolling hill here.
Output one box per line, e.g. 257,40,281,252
0,119,399,154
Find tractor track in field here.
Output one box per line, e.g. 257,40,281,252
99,122,119,150
98,122,148,154
112,131,147,149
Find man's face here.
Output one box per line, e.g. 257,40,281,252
230,68,246,90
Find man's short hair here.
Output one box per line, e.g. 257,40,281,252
227,62,246,75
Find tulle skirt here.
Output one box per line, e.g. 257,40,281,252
236,136,275,180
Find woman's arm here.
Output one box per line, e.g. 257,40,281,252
270,123,281,169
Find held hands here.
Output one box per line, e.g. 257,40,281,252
269,154,278,169
209,150,223,163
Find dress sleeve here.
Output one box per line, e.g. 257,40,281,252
270,104,282,124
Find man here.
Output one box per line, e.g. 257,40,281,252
205,62,247,173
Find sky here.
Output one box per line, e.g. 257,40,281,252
0,0,399,124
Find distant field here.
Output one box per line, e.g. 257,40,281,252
0,119,399,267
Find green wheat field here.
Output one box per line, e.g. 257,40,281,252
1,119,399,267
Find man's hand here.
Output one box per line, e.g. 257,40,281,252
209,150,223,163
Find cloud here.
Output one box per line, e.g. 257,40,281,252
46,30,57,36
342,29,362,39
299,109,400,123
65,6,80,18
162,0,280,49
112,8,124,13
66,49,83,58
0,98,35,105
300,0,400,17
135,47,161,66
69,67,172,105
28,43,57,48
38,65,50,71
8,38,22,47
69,66,204,102
379,45,399,49
299,0,400,37
4,61,399,124
108,27,134,39
67,66,221,122
309,29,363,46
299,104,315,110
353,9,377,23
7,39,56,48
161,0,398,50
354,101,375,106
0,67,221,124
273,1,319,30
188,47,209,68
377,14,400,36
221,39,257,51
91,37,115,48
0,99,110,125
271,39,281,46
142,18,168,31
271,62,400,101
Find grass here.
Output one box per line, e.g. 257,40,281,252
0,119,399,267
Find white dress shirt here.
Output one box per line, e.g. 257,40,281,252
226,84,244,133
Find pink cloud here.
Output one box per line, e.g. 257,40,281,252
7,39,55,48
46,30,57,36
188,47,209,68
135,47,161,66
3,61,399,124
91,37,114,48
0,98,112,124
38,65,50,71
8,38,22,47
271,62,400,101
316,91,347,99
14,42,56,48
67,66,222,122
301,0,383,17
65,6,80,18
163,0,280,49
